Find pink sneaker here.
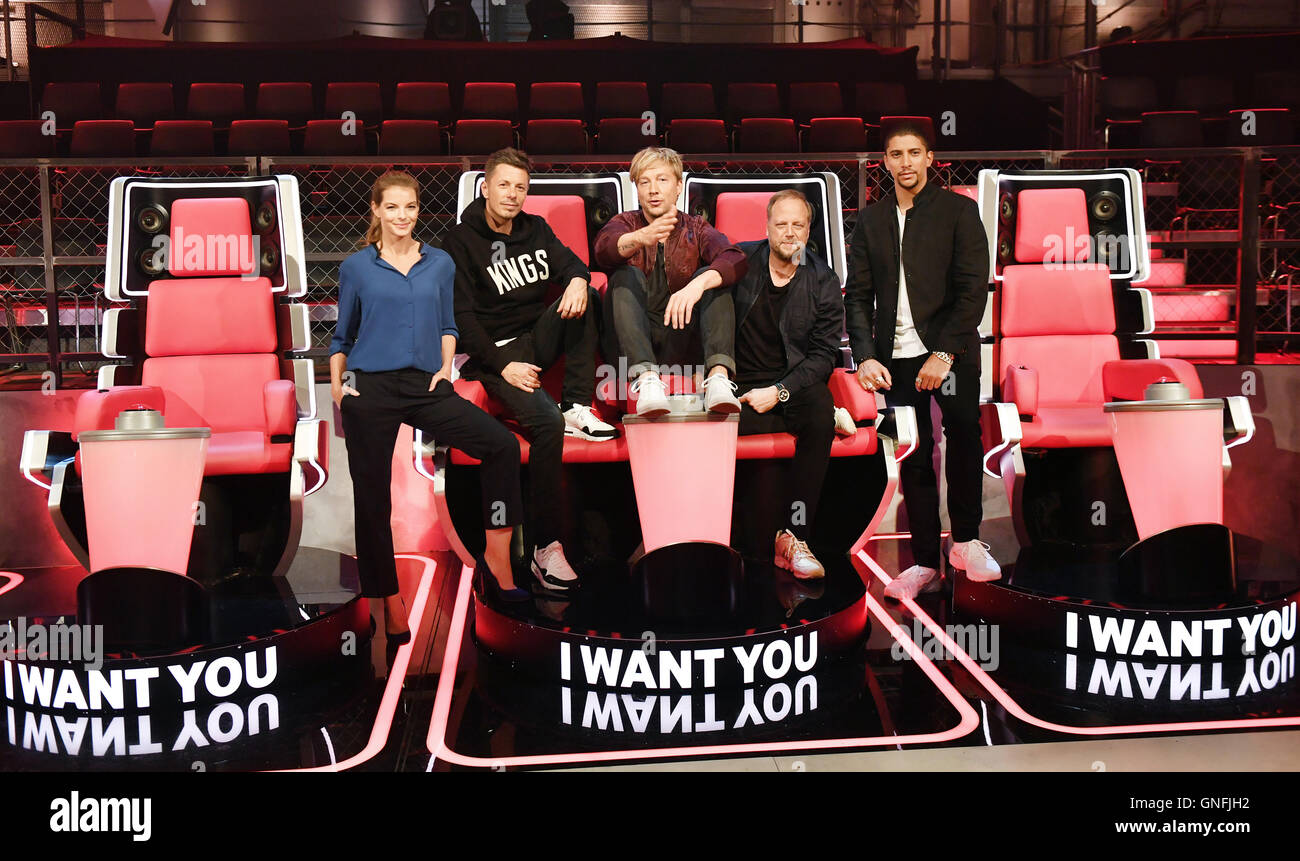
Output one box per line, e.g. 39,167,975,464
883,564,941,600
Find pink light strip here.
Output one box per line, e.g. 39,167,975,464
272,554,437,773
425,562,981,769
858,549,1300,736
0,572,25,599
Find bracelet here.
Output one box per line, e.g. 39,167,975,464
932,351,955,365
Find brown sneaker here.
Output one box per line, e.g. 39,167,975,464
775,529,825,579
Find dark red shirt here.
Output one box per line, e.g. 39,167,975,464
594,209,748,293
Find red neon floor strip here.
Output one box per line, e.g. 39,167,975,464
273,554,437,773
425,562,981,769
0,572,24,599
857,549,1300,736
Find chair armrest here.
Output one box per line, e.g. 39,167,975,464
264,379,297,437
73,386,166,438
1102,358,1203,401
829,368,879,423
874,405,916,461
292,417,329,495
1223,395,1254,449
1002,365,1038,418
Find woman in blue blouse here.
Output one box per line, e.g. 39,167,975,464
330,171,528,644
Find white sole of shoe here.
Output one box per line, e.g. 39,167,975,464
564,426,618,442
775,553,825,580
531,559,575,591
964,570,1003,583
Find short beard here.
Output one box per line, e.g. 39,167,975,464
772,241,803,263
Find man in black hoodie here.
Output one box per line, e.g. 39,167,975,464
443,148,616,593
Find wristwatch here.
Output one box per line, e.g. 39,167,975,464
932,351,955,365
776,382,791,402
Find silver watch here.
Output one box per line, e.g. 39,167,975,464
932,351,955,365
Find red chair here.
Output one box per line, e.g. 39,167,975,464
256,82,314,128
789,82,843,126
525,119,587,155
379,120,445,155
303,119,367,156
725,83,781,125
462,82,518,121
736,118,797,153
394,82,452,122
70,120,135,157
596,117,658,154
714,192,772,242
453,119,515,154
324,82,383,128
115,82,175,128
528,82,585,120
0,120,55,157
661,83,716,121
521,193,606,293
595,82,649,119
41,82,102,129
667,119,728,153
186,83,245,126
807,117,867,152
149,120,215,156
227,119,292,156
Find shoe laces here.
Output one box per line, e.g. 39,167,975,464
569,403,598,422
703,373,737,394
780,530,813,559
630,374,666,396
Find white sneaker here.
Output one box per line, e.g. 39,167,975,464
630,371,670,417
949,539,1002,582
833,406,857,437
563,403,618,441
532,540,579,591
883,564,941,600
702,372,741,414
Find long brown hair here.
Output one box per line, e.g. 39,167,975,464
361,170,421,250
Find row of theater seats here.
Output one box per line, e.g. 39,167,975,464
0,115,885,157
1101,71,1300,147
37,80,912,128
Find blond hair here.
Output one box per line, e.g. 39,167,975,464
629,146,683,184
361,170,420,250
767,188,813,222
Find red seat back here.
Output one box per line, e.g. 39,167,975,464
453,119,514,154
715,192,772,242
529,82,585,119
394,82,452,122
595,82,649,119
462,82,518,120
596,117,657,154
525,119,587,155
256,82,314,126
150,120,214,156
324,82,383,127
789,82,843,125
115,82,175,127
379,120,444,155
521,194,590,265
227,119,291,156
186,83,245,126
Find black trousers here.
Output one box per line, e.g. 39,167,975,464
460,290,600,547
606,265,735,381
736,379,835,541
341,368,522,598
883,353,983,569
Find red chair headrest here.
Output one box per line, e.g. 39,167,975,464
521,194,590,265
715,192,772,243
168,197,255,277
1013,187,1091,264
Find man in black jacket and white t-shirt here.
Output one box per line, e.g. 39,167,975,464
843,122,1000,600
443,147,616,593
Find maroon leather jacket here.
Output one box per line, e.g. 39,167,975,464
593,209,748,293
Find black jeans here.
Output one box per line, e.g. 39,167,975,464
459,290,600,547
341,368,522,598
883,353,983,569
737,379,835,541
607,265,736,381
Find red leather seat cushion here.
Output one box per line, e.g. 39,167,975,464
205,431,292,475
146,277,276,356
1000,265,1115,337
1019,406,1112,448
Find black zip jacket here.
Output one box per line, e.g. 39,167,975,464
843,181,989,365
443,195,590,373
735,239,845,395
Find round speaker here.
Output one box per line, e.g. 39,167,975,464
136,204,168,235
997,235,1013,265
998,192,1015,226
589,198,613,227
1090,190,1121,223
254,201,277,233
691,202,711,221
260,245,279,273
139,246,166,276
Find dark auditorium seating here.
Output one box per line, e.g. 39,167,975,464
256,82,315,128
528,82,585,120
69,120,136,157
0,121,56,157
1139,111,1203,148
303,119,367,156
40,82,102,128
394,82,453,122
1099,76,1158,146
661,83,716,121
1252,70,1300,111
324,82,384,128
525,119,587,155
186,83,246,127
227,119,292,156
462,82,519,121
596,117,658,154
595,82,650,119
379,120,445,155
1173,75,1234,117
789,82,844,126
726,83,782,125
854,81,908,122
737,118,797,153
149,120,215,156
453,119,515,154
807,117,867,152
114,82,175,128
880,115,936,148
1228,108,1293,146
667,119,728,153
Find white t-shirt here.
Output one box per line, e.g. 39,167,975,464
892,205,928,359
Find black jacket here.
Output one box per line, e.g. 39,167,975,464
735,239,845,395
843,181,989,365
443,196,590,373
